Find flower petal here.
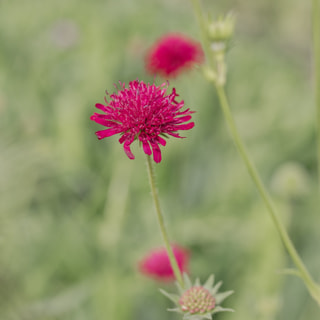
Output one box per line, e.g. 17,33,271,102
95,129,120,139
141,139,152,155
151,142,162,163
174,115,192,124
91,113,119,127
95,103,108,112
156,135,167,146
123,141,135,159
174,122,195,130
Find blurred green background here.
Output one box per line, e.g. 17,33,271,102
1,0,320,319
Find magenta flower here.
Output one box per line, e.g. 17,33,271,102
91,80,194,163
139,245,189,282
145,33,204,78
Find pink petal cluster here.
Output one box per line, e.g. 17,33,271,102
139,245,189,282
145,33,204,78
91,80,194,163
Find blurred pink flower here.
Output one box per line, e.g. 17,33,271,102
91,80,194,163
139,245,189,282
145,33,204,78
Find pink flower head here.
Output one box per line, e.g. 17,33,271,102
145,33,204,78
139,245,189,282
91,80,194,163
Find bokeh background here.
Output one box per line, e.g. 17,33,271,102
1,0,320,319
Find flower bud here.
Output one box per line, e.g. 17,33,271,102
179,286,215,314
160,274,234,320
207,13,235,52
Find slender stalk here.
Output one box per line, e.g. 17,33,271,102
190,0,320,305
145,155,184,288
312,0,320,189
215,85,320,305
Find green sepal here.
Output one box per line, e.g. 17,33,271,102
175,281,185,295
159,288,180,304
211,281,222,295
215,290,234,305
211,306,235,315
203,275,214,290
183,273,193,289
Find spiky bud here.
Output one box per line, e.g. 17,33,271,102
179,286,216,314
208,13,235,49
160,274,234,320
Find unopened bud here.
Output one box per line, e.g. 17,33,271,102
207,13,235,52
160,274,234,320
179,286,216,314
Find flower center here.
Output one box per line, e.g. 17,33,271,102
179,286,216,314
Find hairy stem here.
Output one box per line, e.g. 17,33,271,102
145,155,184,288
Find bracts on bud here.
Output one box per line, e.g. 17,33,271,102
160,274,234,320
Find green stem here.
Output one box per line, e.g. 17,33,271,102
215,85,320,305
313,0,320,189
190,0,320,305
145,155,184,288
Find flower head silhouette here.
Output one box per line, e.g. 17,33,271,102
91,80,194,163
145,33,204,78
139,245,189,282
